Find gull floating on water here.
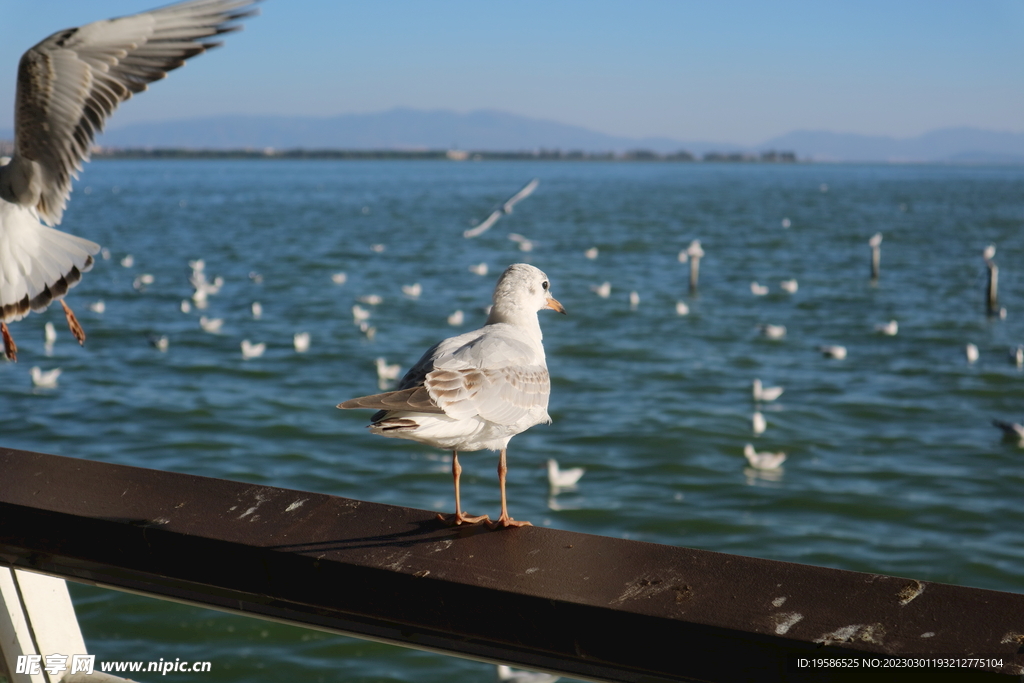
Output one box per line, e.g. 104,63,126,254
375,357,401,384
875,320,898,336
370,244,386,253
463,179,540,238
675,301,690,316
30,366,61,388
496,664,560,683
339,264,565,528
133,274,155,291
584,247,599,260
180,300,192,313
331,272,348,285
44,322,57,345
779,279,798,294
293,332,310,353
965,343,979,364
547,458,585,490
357,294,383,306
1011,346,1024,368
820,345,847,359
149,334,169,352
591,282,612,299
752,379,784,402
88,301,105,314
0,0,258,360
241,339,265,359
781,217,792,229
447,309,465,326
468,263,489,276
251,301,262,319
120,255,135,268
750,282,769,296
759,324,786,339
352,305,371,324
743,444,786,470
199,316,223,334
402,283,422,299
629,291,640,309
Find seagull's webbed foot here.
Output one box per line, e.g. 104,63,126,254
486,514,532,530
1,323,17,361
437,511,490,526
61,300,86,346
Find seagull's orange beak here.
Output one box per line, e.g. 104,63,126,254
545,295,566,314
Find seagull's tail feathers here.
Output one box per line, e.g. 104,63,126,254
0,205,99,323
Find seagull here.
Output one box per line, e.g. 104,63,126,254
965,343,979,364
1011,346,1024,368
402,283,423,299
591,282,612,299
675,301,690,316
750,282,769,296
779,279,798,294
993,419,1024,443
759,324,786,339
339,263,565,529
820,345,847,359
743,444,786,470
463,179,540,238
357,294,383,306
293,332,310,353
468,263,489,276
508,233,534,252
546,458,584,489
496,665,560,683
375,356,401,384
199,316,223,334
0,0,258,361
781,217,792,229
752,379,784,402
240,339,265,359
30,366,61,388
447,309,465,326
359,321,377,341
370,244,386,253
149,334,169,352
133,274,155,290
875,319,898,336
120,255,135,268
251,301,262,319
869,233,883,248
584,247,599,260
983,244,996,262
44,322,57,345
752,411,766,435
88,300,105,314
351,305,371,324
331,272,348,285
180,299,192,314
628,291,640,309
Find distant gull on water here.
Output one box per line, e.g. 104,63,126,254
339,263,565,528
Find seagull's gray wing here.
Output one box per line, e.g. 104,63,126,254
12,0,259,225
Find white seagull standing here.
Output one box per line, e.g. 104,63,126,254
0,0,259,361
339,264,565,528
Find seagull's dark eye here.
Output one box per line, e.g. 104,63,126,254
542,281,549,290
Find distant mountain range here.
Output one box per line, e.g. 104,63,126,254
1,108,1022,162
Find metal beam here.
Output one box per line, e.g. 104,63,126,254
0,447,1021,682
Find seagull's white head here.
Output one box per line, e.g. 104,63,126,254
487,263,565,327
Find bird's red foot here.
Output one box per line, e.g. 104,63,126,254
61,301,86,346
486,514,532,529
437,511,490,526
1,323,17,361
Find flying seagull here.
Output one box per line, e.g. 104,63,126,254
339,263,565,528
0,0,260,361
463,179,540,238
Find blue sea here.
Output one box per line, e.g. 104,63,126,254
2,159,1023,682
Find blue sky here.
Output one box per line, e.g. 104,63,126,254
1,0,1021,145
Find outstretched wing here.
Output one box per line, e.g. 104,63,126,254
13,0,260,225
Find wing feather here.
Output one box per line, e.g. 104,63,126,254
12,0,260,225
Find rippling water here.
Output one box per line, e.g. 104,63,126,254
3,159,1023,681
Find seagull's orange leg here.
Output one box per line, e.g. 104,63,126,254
1,322,17,361
437,451,489,525
487,449,532,529
61,300,86,346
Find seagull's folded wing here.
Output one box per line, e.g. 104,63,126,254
338,386,444,414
